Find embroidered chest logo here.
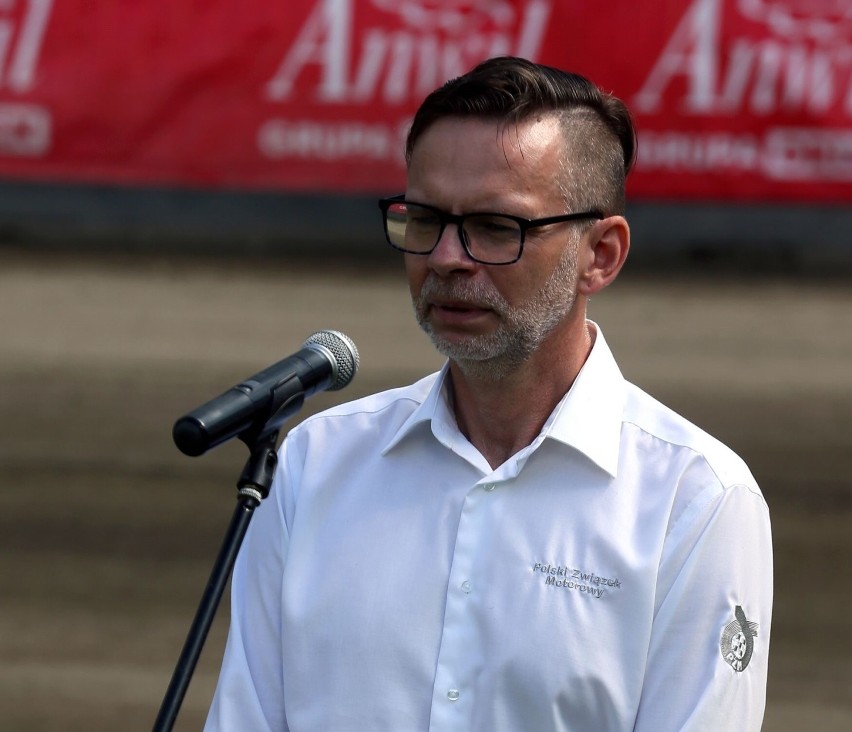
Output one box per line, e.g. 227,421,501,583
720,605,759,672
532,562,622,600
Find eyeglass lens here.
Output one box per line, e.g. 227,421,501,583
385,202,522,264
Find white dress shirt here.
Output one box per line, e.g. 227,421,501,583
204,324,772,731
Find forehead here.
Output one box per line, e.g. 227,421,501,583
406,115,565,208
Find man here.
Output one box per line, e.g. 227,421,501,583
205,57,772,731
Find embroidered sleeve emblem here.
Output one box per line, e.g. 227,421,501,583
720,605,759,672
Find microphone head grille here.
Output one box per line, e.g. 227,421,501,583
303,330,360,390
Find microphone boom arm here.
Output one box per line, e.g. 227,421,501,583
153,331,359,730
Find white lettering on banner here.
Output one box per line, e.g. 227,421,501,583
258,117,409,161
637,128,852,181
265,0,353,102
639,131,760,172
0,0,52,92
0,0,53,157
0,101,49,154
265,0,552,104
634,0,852,117
634,0,722,113
764,127,852,181
738,0,852,43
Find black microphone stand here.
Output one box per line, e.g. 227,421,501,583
152,428,280,732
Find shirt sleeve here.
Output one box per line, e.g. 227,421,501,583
203,442,294,732
633,481,773,731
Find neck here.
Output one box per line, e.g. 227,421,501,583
448,320,594,469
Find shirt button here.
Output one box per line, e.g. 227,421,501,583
460,580,472,593
483,483,496,491
447,689,460,701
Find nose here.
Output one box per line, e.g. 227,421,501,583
427,222,476,275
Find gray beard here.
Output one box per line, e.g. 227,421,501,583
413,244,579,381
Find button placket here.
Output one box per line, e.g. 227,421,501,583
429,483,485,729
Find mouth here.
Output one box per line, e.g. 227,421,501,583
427,300,493,326
416,275,501,330
434,301,482,312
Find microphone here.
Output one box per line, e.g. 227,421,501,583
173,330,359,456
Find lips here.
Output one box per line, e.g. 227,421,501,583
431,299,488,312
416,275,504,327
427,299,493,328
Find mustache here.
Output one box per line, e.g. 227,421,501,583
417,275,507,311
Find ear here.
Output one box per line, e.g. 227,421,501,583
577,216,630,296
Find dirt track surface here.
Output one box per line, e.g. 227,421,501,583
1,252,850,730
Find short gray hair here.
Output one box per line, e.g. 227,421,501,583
406,56,636,216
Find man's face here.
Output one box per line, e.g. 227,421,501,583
405,115,583,379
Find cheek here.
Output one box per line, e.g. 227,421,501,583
404,254,428,299
489,266,539,307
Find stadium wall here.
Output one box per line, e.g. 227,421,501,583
1,181,849,273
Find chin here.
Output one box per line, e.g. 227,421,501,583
451,355,521,382
428,328,530,377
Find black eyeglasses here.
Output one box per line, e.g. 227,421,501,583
378,195,604,265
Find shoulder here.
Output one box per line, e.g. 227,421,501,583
288,371,439,441
622,382,763,503
619,385,771,590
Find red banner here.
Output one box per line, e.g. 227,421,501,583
1,0,851,202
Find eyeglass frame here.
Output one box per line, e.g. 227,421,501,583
378,194,605,265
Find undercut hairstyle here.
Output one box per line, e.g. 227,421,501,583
405,56,637,215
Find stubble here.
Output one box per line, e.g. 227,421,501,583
413,241,580,381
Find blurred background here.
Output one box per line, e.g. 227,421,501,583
1,1,850,730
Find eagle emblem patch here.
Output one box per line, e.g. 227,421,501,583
720,605,759,672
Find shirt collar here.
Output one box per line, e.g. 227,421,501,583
542,324,625,478
382,322,625,478
381,363,454,455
